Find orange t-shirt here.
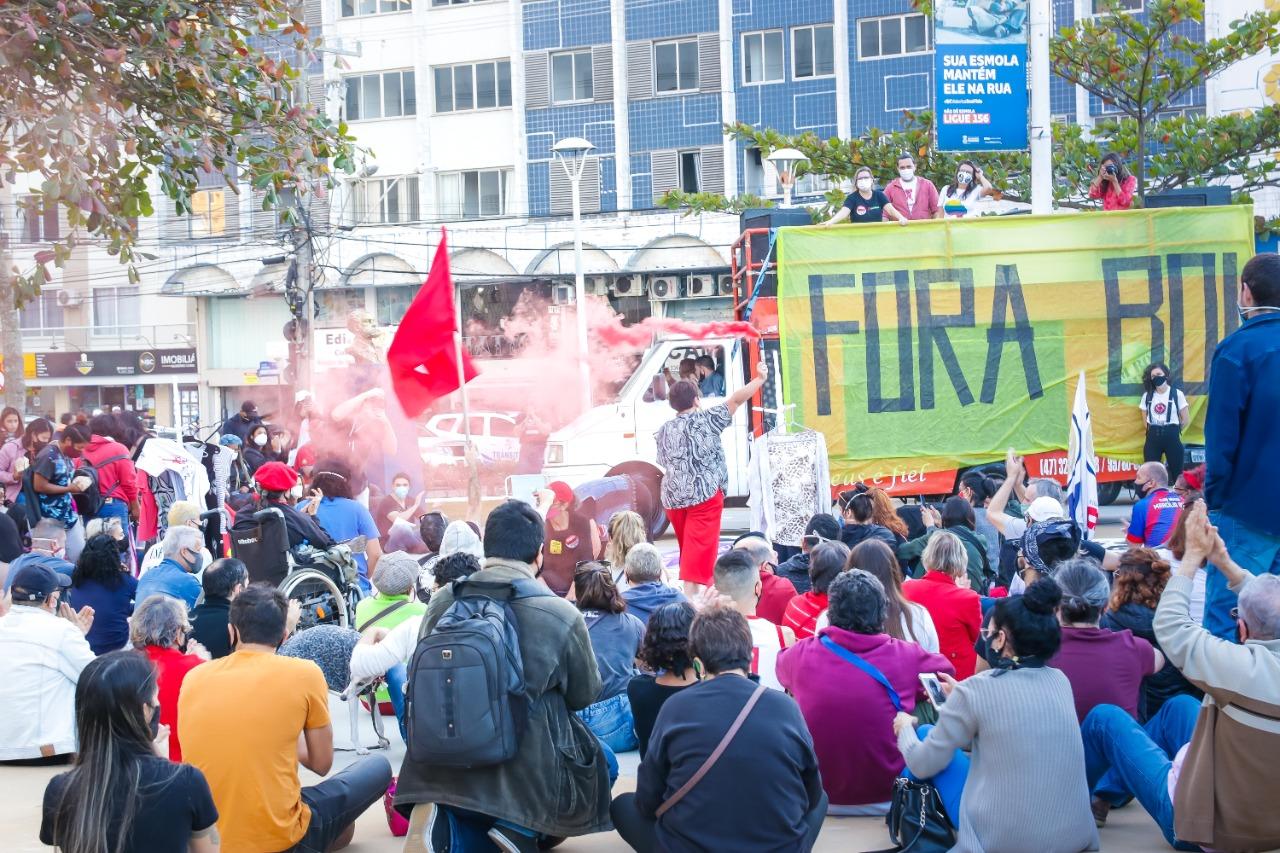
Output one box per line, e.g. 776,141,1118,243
177,649,331,853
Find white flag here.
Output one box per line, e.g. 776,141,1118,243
1067,370,1099,538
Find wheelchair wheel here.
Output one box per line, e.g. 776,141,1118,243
280,569,350,630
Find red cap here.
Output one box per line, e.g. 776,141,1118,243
548,481,575,505
293,444,317,471
254,461,299,492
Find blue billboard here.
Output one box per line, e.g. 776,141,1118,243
934,0,1029,151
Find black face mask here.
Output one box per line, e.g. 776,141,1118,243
148,703,161,739
1152,375,1167,388
116,538,131,555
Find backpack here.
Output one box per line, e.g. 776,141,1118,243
405,577,546,768
952,526,994,594
72,454,129,517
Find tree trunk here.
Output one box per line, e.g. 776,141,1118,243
1135,114,1147,205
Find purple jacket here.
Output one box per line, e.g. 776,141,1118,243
0,439,25,504
777,626,954,807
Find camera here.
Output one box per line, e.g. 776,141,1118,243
1104,164,1117,176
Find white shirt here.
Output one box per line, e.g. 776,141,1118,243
350,615,424,682
1157,549,1206,625
747,616,787,691
0,605,95,759
1140,388,1187,426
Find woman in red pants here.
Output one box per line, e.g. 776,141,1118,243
656,361,768,595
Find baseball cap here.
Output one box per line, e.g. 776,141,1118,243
240,400,259,415
1025,496,1066,523
547,481,575,505
803,514,842,545
10,559,72,603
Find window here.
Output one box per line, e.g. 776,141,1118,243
654,39,699,93
679,151,701,193
551,50,593,103
434,61,512,112
340,0,410,17
18,289,63,334
376,286,417,325
18,196,59,243
793,25,835,78
316,289,366,327
858,13,931,59
188,189,226,238
437,169,510,218
344,70,417,121
742,31,784,84
92,286,141,338
1091,0,1141,12
355,177,421,224
432,0,492,5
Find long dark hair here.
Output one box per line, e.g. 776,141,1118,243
941,495,976,530
848,539,915,642
50,651,169,853
73,534,126,590
1101,152,1130,183
22,416,54,453
311,457,354,500
1141,362,1173,395
954,160,981,200
573,561,626,614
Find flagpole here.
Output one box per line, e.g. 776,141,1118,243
454,287,472,447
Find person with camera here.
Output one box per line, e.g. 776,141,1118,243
1089,153,1137,211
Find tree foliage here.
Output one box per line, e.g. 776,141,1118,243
0,0,359,302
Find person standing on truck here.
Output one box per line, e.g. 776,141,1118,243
1139,362,1189,483
1203,252,1280,639
820,166,908,226
882,153,940,221
657,364,769,595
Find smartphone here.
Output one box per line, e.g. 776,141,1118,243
920,673,947,709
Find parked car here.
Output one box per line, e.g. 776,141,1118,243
419,411,521,466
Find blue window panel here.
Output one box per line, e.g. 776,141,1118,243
847,0,934,133
631,152,652,207
527,160,551,218
1086,14,1205,119
627,94,725,151
625,0,717,42
599,156,618,211
736,76,838,136
731,0,834,32
525,103,617,161
522,0,612,52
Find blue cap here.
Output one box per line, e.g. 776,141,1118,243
3,552,74,596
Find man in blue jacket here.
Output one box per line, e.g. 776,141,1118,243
1203,252,1280,638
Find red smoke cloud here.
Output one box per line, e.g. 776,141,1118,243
593,317,761,349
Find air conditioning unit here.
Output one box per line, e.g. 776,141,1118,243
717,273,735,296
584,275,610,296
687,274,716,298
551,283,575,305
56,290,83,308
610,274,646,298
649,275,683,301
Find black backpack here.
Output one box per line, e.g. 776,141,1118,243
72,454,129,517
405,578,546,768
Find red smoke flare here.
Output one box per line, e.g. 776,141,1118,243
592,317,761,348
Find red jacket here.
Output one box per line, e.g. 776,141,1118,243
756,569,798,626
143,645,204,761
80,435,139,505
782,591,829,641
903,571,982,679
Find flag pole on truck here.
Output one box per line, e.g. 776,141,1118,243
1029,0,1053,213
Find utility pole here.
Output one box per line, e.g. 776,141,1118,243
0,179,26,409
293,0,316,393
1029,0,1053,214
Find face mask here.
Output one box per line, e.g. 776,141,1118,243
856,177,873,192
1151,375,1167,388
253,434,268,447
289,484,304,499
394,485,410,500
899,167,915,182
957,172,972,185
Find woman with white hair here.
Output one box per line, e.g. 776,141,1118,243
903,531,982,679
130,595,209,761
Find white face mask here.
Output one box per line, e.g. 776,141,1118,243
899,167,915,182
957,172,973,185
856,178,873,192
253,434,268,447
289,484,304,499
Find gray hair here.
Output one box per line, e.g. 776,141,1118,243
130,595,189,649
1239,573,1280,641
827,569,888,635
733,535,777,572
624,543,664,583
1054,557,1110,624
161,524,203,560
1028,478,1065,504
923,530,968,578
85,516,124,540
30,518,67,545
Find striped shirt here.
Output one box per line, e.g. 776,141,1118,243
781,591,829,641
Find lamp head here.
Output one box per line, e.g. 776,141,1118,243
766,147,809,188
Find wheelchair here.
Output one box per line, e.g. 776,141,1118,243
229,507,364,631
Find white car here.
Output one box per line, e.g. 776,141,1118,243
419,411,521,466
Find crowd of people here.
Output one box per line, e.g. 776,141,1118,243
0,252,1278,852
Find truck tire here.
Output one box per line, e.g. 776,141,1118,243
606,461,669,540
1098,481,1123,506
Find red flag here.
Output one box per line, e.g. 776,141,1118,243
387,229,478,418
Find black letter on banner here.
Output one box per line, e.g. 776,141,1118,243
980,264,1043,404
1222,253,1240,337
1103,256,1163,397
914,268,976,409
1166,253,1212,395
808,274,860,417
863,270,914,413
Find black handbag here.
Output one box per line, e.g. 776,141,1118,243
872,776,957,853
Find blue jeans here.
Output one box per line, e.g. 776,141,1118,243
383,663,407,742
94,499,130,526
443,807,538,851
577,691,638,753
1080,696,1202,850
1204,510,1280,640
903,724,970,826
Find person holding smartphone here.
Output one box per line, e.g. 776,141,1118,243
1088,152,1137,211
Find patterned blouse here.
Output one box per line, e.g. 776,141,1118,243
655,404,733,510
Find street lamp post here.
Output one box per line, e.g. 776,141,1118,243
552,136,596,415
767,148,810,208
